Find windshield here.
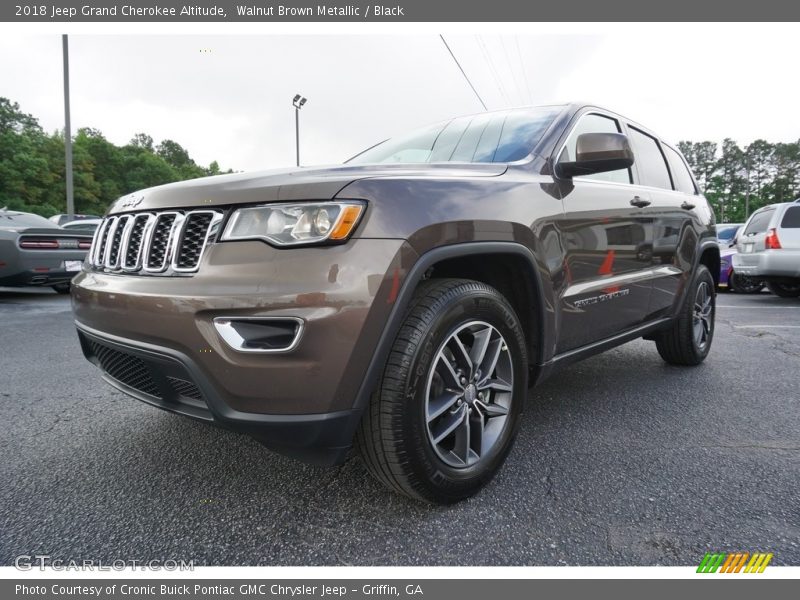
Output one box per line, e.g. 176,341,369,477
347,107,561,165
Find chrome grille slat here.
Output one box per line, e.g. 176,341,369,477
90,209,222,276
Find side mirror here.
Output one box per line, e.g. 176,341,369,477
557,132,634,179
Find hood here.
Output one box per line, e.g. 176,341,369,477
107,163,507,215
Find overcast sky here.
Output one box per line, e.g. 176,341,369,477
0,32,796,172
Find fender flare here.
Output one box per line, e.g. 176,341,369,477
349,241,551,417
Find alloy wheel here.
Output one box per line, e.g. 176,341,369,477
424,321,514,468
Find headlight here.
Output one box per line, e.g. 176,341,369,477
221,201,365,247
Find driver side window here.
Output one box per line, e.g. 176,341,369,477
559,114,632,184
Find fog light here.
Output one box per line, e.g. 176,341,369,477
213,317,304,353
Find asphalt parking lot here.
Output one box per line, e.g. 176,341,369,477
1,286,798,566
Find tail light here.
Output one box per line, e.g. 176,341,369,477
78,240,92,249
19,239,59,249
765,228,782,250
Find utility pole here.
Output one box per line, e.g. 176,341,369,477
62,34,74,218
292,94,307,167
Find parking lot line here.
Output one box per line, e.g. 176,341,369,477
733,325,800,328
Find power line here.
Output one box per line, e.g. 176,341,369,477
514,36,534,105
439,34,487,111
476,35,510,106
500,35,525,106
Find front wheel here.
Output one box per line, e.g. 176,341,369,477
766,281,800,298
654,264,715,366
356,278,528,504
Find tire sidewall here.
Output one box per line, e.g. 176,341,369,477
401,286,527,501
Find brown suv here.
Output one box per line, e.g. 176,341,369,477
72,103,720,503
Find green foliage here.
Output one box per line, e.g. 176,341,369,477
679,138,800,223
0,97,233,217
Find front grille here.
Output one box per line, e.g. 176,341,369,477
89,340,160,397
167,376,203,401
89,209,223,276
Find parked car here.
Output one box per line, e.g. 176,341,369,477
0,209,94,293
61,218,102,233
72,103,720,503
733,202,800,297
717,224,764,293
48,213,101,226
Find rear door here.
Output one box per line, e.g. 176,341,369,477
625,134,698,318
554,112,655,353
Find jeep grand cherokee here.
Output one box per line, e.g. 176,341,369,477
72,103,719,503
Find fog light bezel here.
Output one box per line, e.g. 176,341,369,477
212,316,305,353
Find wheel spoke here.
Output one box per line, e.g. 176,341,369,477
469,408,485,458
452,407,471,464
478,337,504,381
468,326,493,370
432,404,466,445
437,353,462,389
449,334,473,378
475,399,509,418
427,391,461,422
477,377,513,393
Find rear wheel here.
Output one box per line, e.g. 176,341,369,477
729,271,764,294
356,278,528,504
766,281,800,298
51,283,71,294
654,264,715,366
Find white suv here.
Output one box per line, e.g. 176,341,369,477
733,202,800,297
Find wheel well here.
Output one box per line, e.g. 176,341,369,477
425,253,541,367
699,245,720,287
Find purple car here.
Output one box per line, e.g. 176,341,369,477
718,224,764,293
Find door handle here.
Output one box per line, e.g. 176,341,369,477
681,201,696,210
630,196,651,208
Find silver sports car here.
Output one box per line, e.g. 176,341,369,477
0,209,94,294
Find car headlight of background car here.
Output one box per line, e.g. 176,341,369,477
221,201,365,247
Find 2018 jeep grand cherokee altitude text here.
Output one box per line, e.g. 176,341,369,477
72,103,719,503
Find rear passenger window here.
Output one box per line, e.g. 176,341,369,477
744,209,775,235
628,127,672,190
559,114,631,184
781,206,800,228
664,146,697,194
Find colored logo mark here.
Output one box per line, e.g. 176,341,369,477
697,552,773,573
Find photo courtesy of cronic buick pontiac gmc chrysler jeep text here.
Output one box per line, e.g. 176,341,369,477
72,103,719,503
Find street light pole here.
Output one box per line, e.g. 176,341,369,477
62,34,74,218
292,94,307,167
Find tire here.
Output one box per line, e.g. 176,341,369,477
356,278,528,504
51,283,71,294
729,271,764,294
654,264,715,366
766,281,800,298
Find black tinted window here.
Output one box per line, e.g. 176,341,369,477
628,127,672,190
781,206,800,228
664,145,696,194
559,113,630,184
744,209,775,235
348,107,560,164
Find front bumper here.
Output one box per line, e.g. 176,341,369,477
72,237,412,463
733,249,800,278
